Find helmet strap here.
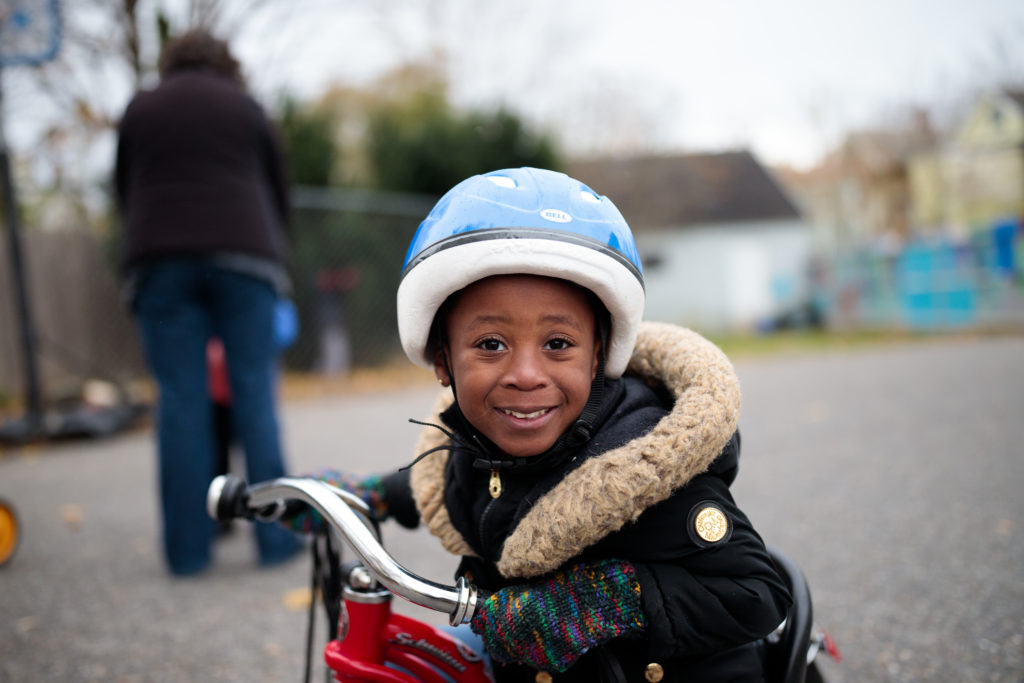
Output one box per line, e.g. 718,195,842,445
438,329,459,399
563,315,609,448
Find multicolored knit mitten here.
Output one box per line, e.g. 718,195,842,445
469,559,646,672
284,470,388,533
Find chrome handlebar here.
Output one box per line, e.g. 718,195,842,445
206,475,479,625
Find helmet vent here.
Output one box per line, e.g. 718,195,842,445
579,190,601,203
487,175,517,188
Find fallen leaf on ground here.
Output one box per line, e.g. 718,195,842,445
283,586,313,611
59,503,84,531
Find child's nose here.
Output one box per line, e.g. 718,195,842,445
503,349,547,389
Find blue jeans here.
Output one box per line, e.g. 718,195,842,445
134,258,301,574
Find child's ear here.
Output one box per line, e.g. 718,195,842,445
433,348,450,387
591,338,602,380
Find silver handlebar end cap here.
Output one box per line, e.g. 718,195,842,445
448,577,478,626
206,474,228,521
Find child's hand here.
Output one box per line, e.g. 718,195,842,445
469,559,646,672
283,471,388,533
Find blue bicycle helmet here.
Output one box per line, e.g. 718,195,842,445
397,167,645,378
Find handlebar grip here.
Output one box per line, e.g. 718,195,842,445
207,474,250,522
208,474,305,523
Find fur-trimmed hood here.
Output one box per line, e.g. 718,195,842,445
408,321,742,578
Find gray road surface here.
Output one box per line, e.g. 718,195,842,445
1,334,1022,682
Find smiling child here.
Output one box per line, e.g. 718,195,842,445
297,167,791,683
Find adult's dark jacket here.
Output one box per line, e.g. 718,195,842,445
114,70,290,272
383,322,792,682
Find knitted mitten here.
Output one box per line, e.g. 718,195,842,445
284,470,388,532
470,559,646,672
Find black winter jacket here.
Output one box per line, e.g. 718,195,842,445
385,322,791,682
114,70,290,272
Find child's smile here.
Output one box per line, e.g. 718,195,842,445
436,275,600,458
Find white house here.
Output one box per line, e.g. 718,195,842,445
570,152,813,332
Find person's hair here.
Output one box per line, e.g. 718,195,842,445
158,29,243,84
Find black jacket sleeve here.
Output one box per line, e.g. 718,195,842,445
624,474,791,659
114,98,137,215
381,469,420,529
257,109,291,230
585,432,790,660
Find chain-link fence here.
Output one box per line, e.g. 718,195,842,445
280,186,436,373
0,229,144,407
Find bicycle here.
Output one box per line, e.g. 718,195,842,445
207,475,839,683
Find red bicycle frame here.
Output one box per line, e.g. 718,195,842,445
325,589,491,682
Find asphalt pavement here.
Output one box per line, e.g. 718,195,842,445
1,333,1022,682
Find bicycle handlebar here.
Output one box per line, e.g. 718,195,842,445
206,475,480,626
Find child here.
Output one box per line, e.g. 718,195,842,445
308,167,791,682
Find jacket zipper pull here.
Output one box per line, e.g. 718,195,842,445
488,469,502,499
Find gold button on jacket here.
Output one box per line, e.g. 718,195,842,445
644,662,665,682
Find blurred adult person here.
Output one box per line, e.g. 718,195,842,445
114,29,300,576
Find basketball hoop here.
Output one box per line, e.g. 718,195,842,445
0,0,61,68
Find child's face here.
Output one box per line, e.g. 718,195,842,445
435,275,600,458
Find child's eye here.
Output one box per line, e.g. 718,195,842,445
544,337,574,351
477,338,506,352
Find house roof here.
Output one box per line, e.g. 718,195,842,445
567,150,801,232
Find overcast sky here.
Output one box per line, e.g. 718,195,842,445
3,0,1023,175
224,0,1024,169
